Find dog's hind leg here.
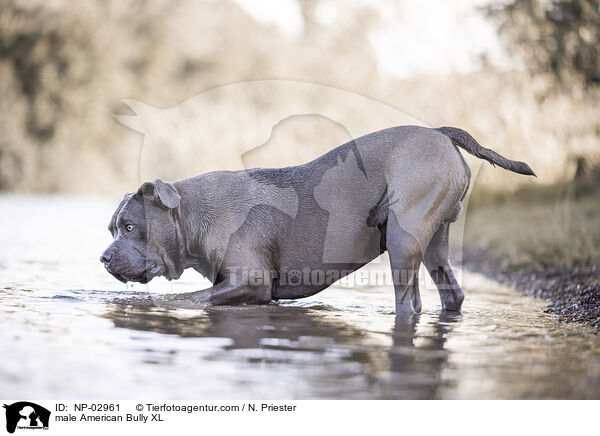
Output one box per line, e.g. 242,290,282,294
386,213,423,315
423,220,464,311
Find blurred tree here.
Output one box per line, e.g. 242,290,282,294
488,0,600,88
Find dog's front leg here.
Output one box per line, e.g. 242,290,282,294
176,277,272,305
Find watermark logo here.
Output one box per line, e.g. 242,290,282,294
3,402,50,434
104,80,484,295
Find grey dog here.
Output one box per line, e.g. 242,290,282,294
101,125,534,314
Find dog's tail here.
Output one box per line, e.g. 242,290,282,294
436,126,536,177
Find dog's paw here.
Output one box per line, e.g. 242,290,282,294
188,291,211,304
161,291,211,307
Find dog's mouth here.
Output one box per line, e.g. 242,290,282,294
140,264,162,283
105,263,162,284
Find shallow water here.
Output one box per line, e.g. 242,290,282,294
1,194,599,399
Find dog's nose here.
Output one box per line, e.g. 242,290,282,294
100,252,112,264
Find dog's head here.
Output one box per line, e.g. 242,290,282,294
100,179,184,283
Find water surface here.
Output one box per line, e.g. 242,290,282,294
1,195,599,399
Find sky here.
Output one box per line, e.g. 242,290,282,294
233,0,509,78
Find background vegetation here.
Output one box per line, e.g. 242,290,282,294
1,0,598,193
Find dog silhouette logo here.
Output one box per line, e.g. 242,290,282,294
3,402,50,434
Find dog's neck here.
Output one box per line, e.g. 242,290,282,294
175,177,241,283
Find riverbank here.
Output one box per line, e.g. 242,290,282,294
462,180,600,330
463,249,600,329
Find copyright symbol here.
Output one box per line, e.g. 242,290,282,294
136,404,144,411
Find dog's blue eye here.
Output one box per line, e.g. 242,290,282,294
126,224,135,232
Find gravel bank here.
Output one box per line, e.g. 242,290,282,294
463,249,600,330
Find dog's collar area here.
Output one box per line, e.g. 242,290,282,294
171,204,187,277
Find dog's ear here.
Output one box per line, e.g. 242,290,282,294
139,179,181,209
